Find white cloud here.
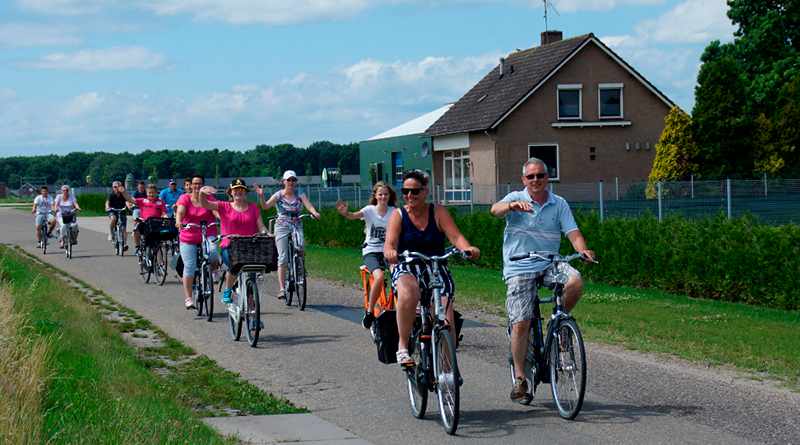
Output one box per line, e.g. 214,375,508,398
62,91,104,116
637,0,734,44
551,0,664,13
142,0,370,25
0,23,81,47
24,46,166,71
17,0,112,15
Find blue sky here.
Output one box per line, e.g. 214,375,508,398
0,0,735,156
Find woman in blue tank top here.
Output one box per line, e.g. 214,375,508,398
384,170,480,367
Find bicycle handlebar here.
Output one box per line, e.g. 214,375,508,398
181,222,219,229
398,246,470,264
108,207,127,212
509,251,595,263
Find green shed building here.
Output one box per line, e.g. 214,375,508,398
359,105,452,190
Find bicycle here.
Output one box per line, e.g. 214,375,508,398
506,251,591,420
182,222,218,322
269,214,312,311
400,247,466,436
108,207,128,256
60,211,78,260
225,235,274,348
137,218,175,285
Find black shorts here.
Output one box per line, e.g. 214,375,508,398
362,252,386,273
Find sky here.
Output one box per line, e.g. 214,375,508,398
0,0,736,156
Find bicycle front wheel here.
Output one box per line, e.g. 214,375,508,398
155,244,168,286
244,276,261,347
406,329,427,419
295,256,307,311
549,318,587,420
139,248,151,283
434,328,460,435
204,264,214,321
228,280,243,341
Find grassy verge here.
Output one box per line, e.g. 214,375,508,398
305,245,800,388
0,246,303,445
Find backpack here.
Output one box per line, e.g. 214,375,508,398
371,310,399,364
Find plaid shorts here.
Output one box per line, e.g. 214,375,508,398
505,264,580,324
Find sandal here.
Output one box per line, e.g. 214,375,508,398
396,349,415,368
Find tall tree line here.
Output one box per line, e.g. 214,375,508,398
0,141,358,187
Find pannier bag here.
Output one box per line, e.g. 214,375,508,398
372,310,399,364
227,235,278,274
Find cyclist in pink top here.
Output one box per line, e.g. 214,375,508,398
175,175,220,309
199,178,267,304
131,184,168,252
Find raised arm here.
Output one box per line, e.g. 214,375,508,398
300,194,321,219
435,205,480,259
383,209,402,264
335,200,364,220
257,186,278,211
490,199,532,217
198,189,219,212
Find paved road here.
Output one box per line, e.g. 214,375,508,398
1,208,798,444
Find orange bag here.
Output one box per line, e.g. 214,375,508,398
360,265,395,317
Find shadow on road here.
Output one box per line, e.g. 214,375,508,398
262,333,345,347
577,400,703,424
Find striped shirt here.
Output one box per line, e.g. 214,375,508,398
499,190,578,280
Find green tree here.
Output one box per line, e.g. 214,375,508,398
647,107,700,197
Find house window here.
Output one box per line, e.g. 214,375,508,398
557,84,582,120
443,149,471,202
599,83,623,118
391,152,404,188
528,144,559,181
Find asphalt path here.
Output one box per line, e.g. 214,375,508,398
1,208,798,444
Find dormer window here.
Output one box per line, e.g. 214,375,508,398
557,84,582,120
599,83,623,119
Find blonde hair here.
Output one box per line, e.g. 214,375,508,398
370,181,397,207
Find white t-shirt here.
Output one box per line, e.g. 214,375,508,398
33,195,53,215
361,205,395,255
55,194,77,215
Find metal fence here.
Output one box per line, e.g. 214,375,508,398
66,178,800,225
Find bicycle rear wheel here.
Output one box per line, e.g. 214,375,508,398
406,329,427,419
203,264,214,321
295,255,307,311
244,276,261,347
549,318,586,420
434,328,460,435
41,226,48,255
155,244,168,286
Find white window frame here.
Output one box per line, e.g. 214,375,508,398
442,149,471,203
598,83,624,119
557,84,582,120
528,143,560,182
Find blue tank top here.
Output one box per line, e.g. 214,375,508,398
398,204,445,257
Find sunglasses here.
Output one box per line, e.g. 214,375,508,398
525,173,548,180
286,178,297,182
401,188,423,196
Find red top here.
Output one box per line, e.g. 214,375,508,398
217,201,261,248
177,194,218,244
134,197,167,220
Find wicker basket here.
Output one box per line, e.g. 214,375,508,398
228,235,277,274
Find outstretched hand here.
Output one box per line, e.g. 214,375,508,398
509,200,533,212
255,184,264,197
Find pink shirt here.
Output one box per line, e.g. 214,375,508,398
217,201,261,248
135,197,167,220
177,194,218,244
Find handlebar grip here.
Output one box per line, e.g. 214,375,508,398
510,253,530,261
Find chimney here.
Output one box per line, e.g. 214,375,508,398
499,57,505,77
541,30,563,45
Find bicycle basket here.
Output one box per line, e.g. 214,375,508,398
228,235,278,274
61,213,76,224
144,217,178,242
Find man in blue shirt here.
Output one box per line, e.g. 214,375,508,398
159,179,183,217
490,157,594,403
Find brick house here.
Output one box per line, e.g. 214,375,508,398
426,31,675,203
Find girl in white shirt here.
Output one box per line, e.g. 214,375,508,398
336,181,397,329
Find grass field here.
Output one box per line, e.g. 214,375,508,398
0,246,303,444
305,245,800,388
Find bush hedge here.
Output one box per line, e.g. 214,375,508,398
305,208,800,310
76,193,106,214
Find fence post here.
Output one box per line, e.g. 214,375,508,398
598,180,605,223
690,174,694,199
763,172,768,198
337,187,341,202
657,181,663,222
469,183,474,214
317,185,321,209
615,177,620,201
726,178,732,219
357,185,361,206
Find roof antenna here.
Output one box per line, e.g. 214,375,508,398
543,0,559,32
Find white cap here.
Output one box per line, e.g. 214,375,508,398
282,170,297,180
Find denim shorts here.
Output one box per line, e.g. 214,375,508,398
180,237,219,277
